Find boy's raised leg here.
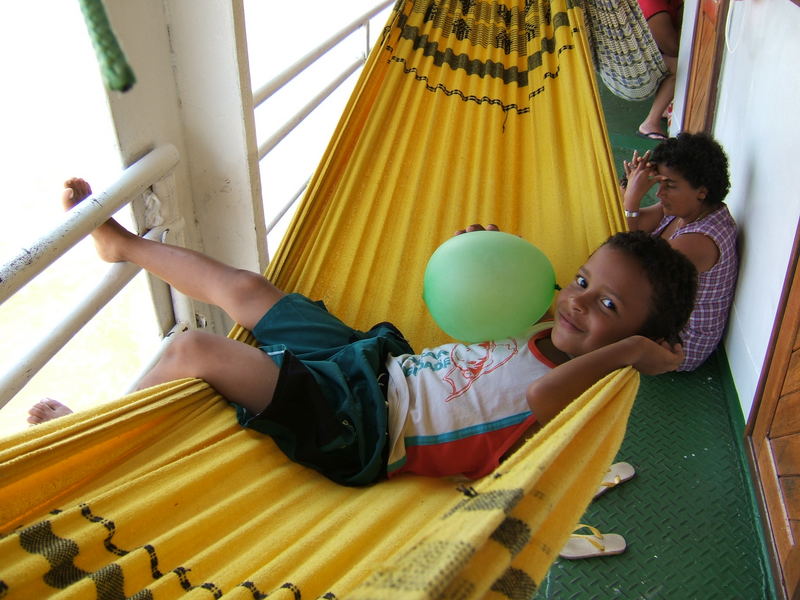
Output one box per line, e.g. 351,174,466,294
27,179,286,423
64,178,283,331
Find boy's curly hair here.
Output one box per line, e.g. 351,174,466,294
604,231,697,343
650,132,730,206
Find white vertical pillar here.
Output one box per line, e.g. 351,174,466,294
99,0,265,334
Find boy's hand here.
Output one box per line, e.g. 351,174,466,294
630,336,684,375
454,223,499,235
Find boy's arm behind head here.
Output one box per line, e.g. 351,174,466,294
525,336,683,426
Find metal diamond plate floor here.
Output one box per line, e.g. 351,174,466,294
532,87,775,599
535,353,772,599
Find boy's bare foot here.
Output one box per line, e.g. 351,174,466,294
28,398,74,424
63,177,136,263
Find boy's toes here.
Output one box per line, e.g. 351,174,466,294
27,398,73,424
61,186,76,209
62,178,92,207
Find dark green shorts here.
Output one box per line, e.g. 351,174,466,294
236,293,413,486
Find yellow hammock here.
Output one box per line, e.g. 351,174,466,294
0,0,637,597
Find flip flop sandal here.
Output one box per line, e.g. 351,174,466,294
594,461,636,499
636,129,668,140
559,524,627,560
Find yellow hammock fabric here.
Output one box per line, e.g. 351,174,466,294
0,0,636,597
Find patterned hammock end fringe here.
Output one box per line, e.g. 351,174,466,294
583,0,668,100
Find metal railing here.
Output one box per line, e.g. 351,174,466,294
0,145,179,305
0,1,393,410
0,145,180,408
255,0,393,232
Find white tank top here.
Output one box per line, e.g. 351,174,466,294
385,322,556,479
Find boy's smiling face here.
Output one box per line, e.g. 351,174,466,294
550,245,654,357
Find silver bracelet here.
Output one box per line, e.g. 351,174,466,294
624,209,640,218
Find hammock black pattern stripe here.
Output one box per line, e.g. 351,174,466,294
265,0,624,351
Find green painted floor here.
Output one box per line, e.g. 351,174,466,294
534,87,776,599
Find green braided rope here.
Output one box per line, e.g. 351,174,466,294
78,0,136,92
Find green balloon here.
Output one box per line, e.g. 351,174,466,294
423,231,555,343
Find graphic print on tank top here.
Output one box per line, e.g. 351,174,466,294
442,339,518,402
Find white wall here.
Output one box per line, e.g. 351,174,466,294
669,0,697,132
709,0,800,418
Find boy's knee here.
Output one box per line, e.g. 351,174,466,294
139,330,249,390
161,330,214,371
224,271,284,329
229,270,272,299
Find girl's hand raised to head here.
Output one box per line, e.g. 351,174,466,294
623,150,658,199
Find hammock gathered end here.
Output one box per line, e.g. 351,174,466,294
582,0,668,101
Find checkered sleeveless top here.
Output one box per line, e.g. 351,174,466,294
653,205,738,371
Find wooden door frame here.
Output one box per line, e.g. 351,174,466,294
681,0,730,133
746,222,800,600
747,225,800,435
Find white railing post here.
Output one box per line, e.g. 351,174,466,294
257,58,364,160
266,179,311,234
251,0,393,109
252,1,393,241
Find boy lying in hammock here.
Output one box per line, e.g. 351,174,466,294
29,179,697,486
